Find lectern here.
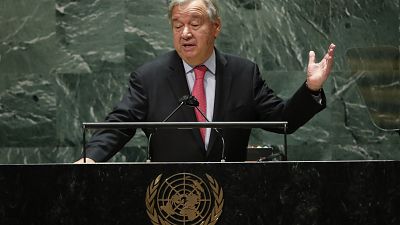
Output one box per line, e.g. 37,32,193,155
0,161,398,225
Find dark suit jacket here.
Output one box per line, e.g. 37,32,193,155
85,49,326,162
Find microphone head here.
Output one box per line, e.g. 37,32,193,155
179,95,199,107
179,95,190,103
186,96,199,107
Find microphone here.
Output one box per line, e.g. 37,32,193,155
183,95,226,162
181,95,199,107
146,95,193,162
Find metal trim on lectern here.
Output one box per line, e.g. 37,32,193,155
81,121,288,162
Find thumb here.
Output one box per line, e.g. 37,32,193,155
308,51,316,66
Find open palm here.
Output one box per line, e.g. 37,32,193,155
306,44,336,91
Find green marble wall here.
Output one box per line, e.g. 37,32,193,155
0,0,398,163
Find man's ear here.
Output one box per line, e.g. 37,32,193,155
214,17,221,38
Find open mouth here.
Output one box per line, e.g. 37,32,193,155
182,43,196,50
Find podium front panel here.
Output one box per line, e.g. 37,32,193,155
0,161,398,225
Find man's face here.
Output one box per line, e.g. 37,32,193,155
171,0,221,66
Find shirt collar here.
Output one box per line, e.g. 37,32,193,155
182,50,216,75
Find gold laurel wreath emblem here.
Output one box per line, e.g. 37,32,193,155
145,174,224,225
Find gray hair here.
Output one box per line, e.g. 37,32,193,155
168,0,220,22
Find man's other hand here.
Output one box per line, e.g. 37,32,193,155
306,43,336,91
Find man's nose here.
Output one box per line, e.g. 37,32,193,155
181,26,192,39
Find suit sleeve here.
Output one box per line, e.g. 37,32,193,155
84,72,148,162
252,64,326,134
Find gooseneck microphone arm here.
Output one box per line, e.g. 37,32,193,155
146,133,153,162
163,95,194,123
184,95,227,162
162,101,185,122
194,105,226,162
147,96,191,162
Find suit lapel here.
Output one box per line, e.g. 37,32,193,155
207,50,233,155
166,52,191,110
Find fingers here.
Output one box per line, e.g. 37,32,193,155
309,43,335,64
319,43,335,72
326,43,336,71
328,43,336,55
308,44,336,78
323,44,335,59
308,50,316,67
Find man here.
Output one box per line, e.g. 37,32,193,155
76,0,335,163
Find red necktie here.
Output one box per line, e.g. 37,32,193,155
192,65,207,142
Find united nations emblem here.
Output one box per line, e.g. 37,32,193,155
145,173,224,225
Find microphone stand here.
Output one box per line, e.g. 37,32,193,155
192,105,226,163
162,102,185,122
147,96,189,162
146,133,154,163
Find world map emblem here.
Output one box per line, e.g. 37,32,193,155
145,173,224,225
